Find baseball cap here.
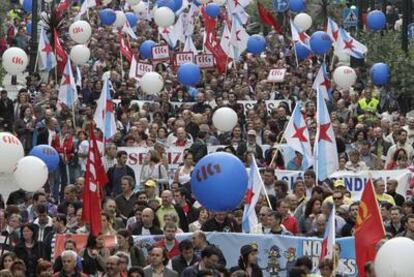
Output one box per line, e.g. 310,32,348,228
334,179,345,188
144,179,157,188
247,130,257,136
240,244,258,256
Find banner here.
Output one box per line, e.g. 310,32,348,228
152,45,170,62
133,233,357,277
120,146,185,183
329,169,411,200
135,62,153,77
175,52,194,66
195,54,214,69
267,68,286,82
271,169,411,200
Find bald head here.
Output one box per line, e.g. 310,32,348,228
161,190,173,207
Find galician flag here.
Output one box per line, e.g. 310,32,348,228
38,28,56,72
320,206,336,261
58,59,78,108
312,62,332,101
94,77,117,140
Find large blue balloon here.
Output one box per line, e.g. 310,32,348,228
370,63,389,86
367,10,386,31
205,3,220,17
125,12,138,28
173,0,183,12
177,63,201,86
289,0,305,13
157,0,176,11
23,0,32,12
310,31,332,55
295,42,311,60
99,8,116,26
139,40,156,59
191,152,248,212
29,145,60,172
247,35,266,55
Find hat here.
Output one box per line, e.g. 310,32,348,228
247,130,257,136
144,179,157,188
240,244,258,256
334,179,345,188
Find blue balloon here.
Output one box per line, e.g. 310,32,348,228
191,152,248,212
177,63,201,86
157,0,176,11
205,3,220,17
173,0,183,12
367,10,386,31
289,0,305,13
295,42,311,60
139,40,156,59
26,21,32,34
370,63,389,86
23,0,32,12
99,8,116,26
310,31,332,55
29,145,60,172
125,12,138,28
247,35,266,55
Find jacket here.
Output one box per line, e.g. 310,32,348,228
130,223,163,236
106,165,136,196
14,241,48,277
171,254,199,275
143,265,178,277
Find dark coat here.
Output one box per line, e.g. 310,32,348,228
171,254,199,275
0,98,14,131
106,165,136,196
130,222,163,236
14,241,48,276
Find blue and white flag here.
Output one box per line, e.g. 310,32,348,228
58,59,78,108
38,28,56,71
312,62,332,101
242,158,264,233
337,28,367,59
94,78,117,140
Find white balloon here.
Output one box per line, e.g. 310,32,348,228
127,0,141,5
69,20,92,44
333,66,357,89
154,7,175,27
212,107,238,132
0,133,24,173
114,11,126,28
141,72,164,94
294,13,313,31
70,45,90,65
133,2,147,16
2,47,28,75
14,156,48,192
375,237,414,277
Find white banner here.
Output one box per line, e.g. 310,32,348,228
152,45,170,61
175,52,194,66
267,68,286,82
136,62,153,77
329,169,411,200
195,54,214,69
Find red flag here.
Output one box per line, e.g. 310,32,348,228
355,178,386,277
118,32,133,63
257,2,283,34
81,126,108,237
201,7,217,35
205,39,228,74
53,29,68,74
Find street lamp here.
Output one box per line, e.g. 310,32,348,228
28,0,39,73
402,0,413,53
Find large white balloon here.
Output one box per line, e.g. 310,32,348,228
0,133,24,173
127,0,141,5
114,11,127,28
2,47,28,75
141,72,164,94
69,20,92,44
14,156,48,192
333,66,357,89
154,7,175,27
133,2,147,16
375,237,414,277
70,45,91,65
294,13,313,31
212,107,238,132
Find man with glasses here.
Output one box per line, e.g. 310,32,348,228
251,206,272,234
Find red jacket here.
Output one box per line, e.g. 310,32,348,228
154,239,181,259
52,134,75,162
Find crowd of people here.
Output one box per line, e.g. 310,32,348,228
0,0,413,277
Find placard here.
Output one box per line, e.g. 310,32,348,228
195,54,214,69
151,45,170,62
267,68,287,82
135,62,153,77
175,52,194,66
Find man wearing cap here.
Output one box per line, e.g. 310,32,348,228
323,180,353,206
237,129,263,161
230,244,263,276
143,179,161,204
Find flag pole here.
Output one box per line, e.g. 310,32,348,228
254,156,273,210
293,42,299,67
